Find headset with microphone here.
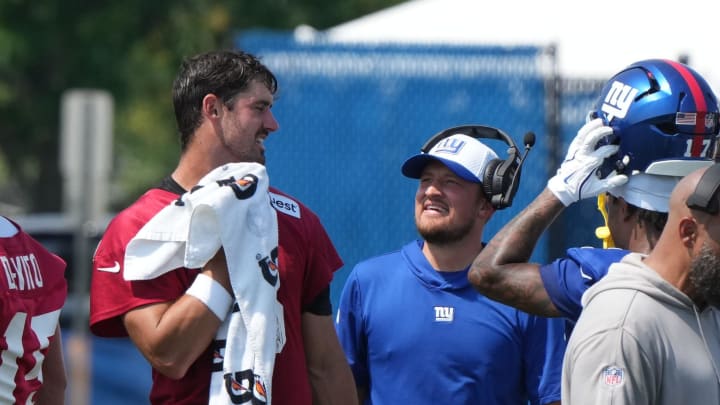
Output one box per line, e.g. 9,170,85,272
686,162,720,214
420,125,536,209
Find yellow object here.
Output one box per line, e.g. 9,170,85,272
595,193,615,248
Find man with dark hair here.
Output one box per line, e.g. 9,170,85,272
89,50,357,405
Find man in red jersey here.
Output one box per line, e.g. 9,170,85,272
0,215,67,404
89,50,357,405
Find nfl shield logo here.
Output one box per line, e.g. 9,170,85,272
706,112,716,130
602,366,624,386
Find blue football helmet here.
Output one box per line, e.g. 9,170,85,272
592,59,720,178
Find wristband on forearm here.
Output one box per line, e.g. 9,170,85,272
185,273,233,321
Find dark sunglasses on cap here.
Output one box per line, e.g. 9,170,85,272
686,163,720,215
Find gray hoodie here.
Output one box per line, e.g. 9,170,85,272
561,252,720,404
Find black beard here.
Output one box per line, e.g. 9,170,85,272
417,219,474,246
688,243,720,308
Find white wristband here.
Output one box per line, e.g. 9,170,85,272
186,273,233,321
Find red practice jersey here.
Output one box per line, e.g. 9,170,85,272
90,185,341,405
0,216,67,404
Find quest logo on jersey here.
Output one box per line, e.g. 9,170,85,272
268,192,301,219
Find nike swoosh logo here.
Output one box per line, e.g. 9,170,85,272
579,266,592,280
97,261,120,273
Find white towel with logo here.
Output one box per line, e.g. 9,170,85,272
124,162,286,405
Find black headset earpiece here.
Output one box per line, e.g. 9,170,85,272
687,163,720,214
421,125,534,209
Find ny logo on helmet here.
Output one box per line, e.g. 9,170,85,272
601,81,638,122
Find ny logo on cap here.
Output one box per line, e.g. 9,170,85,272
434,137,466,155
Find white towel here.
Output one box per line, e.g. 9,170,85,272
124,162,286,405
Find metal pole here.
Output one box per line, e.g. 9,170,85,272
543,44,565,259
68,99,93,405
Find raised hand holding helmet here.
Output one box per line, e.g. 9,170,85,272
547,118,628,206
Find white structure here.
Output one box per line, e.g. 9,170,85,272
306,0,719,89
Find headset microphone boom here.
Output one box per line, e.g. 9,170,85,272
497,131,535,208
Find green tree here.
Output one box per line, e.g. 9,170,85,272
0,0,403,213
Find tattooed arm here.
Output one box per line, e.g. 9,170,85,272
469,119,625,317
468,188,565,317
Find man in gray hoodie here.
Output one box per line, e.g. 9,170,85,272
562,163,720,404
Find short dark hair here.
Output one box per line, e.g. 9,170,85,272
626,203,667,246
172,50,278,150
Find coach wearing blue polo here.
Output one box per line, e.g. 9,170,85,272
335,127,565,405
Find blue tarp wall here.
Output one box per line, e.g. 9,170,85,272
235,30,603,307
